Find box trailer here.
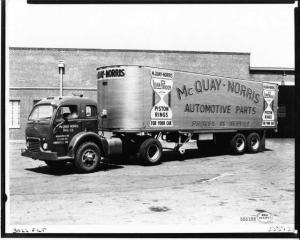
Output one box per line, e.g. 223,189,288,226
97,65,277,132
21,65,278,173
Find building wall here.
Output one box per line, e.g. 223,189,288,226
250,73,294,85
9,47,251,140
9,48,251,90
8,47,295,140
250,71,295,138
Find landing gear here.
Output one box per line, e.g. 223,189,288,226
175,145,186,155
174,133,192,156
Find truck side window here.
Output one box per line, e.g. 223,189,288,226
86,105,97,118
56,105,78,121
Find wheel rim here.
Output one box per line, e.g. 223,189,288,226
251,137,260,150
82,149,97,168
147,144,160,162
236,138,245,151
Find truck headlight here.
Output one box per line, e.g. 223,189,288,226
42,143,48,150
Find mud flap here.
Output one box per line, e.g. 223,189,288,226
259,131,266,152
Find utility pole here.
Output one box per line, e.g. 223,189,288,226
58,60,65,97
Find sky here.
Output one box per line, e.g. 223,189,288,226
7,0,297,68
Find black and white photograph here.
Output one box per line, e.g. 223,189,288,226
2,0,298,236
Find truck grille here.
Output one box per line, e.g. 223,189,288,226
28,138,41,152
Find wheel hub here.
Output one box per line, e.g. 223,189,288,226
86,152,94,160
148,145,160,161
82,150,96,166
251,138,259,149
236,138,245,151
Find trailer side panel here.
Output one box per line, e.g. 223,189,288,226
97,66,278,132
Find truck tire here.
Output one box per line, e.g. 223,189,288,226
74,142,101,173
246,132,261,153
139,138,162,165
230,133,246,155
45,161,66,169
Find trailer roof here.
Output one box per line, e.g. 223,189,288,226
96,65,276,85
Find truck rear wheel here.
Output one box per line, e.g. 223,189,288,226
139,138,162,165
246,132,261,153
230,133,246,154
75,142,101,173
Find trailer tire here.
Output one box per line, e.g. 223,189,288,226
45,161,66,169
230,133,246,154
74,142,101,173
246,132,261,153
139,138,162,165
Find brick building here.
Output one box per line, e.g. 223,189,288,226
8,47,295,140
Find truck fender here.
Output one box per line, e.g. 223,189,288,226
67,132,109,158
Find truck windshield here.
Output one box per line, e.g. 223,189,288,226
28,105,53,121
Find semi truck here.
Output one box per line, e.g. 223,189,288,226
21,65,278,172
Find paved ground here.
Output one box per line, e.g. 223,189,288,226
7,139,295,230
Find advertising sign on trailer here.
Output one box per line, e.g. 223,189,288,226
262,83,276,127
150,68,174,128
97,65,278,132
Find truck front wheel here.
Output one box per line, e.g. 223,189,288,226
230,133,246,154
139,138,162,165
246,132,261,153
75,142,101,173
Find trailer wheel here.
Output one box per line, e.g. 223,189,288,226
230,133,246,154
45,161,66,169
74,142,101,173
139,138,162,165
246,132,261,153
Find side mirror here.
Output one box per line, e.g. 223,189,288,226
101,109,107,118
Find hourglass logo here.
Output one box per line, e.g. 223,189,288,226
262,84,276,127
150,69,174,128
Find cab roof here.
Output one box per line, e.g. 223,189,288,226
36,95,97,107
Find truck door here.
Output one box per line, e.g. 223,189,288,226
81,104,98,133
53,104,83,156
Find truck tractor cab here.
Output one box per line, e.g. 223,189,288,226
21,95,100,172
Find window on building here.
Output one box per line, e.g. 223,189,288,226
8,100,20,128
86,105,97,118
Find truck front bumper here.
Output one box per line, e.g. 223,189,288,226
21,147,59,161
